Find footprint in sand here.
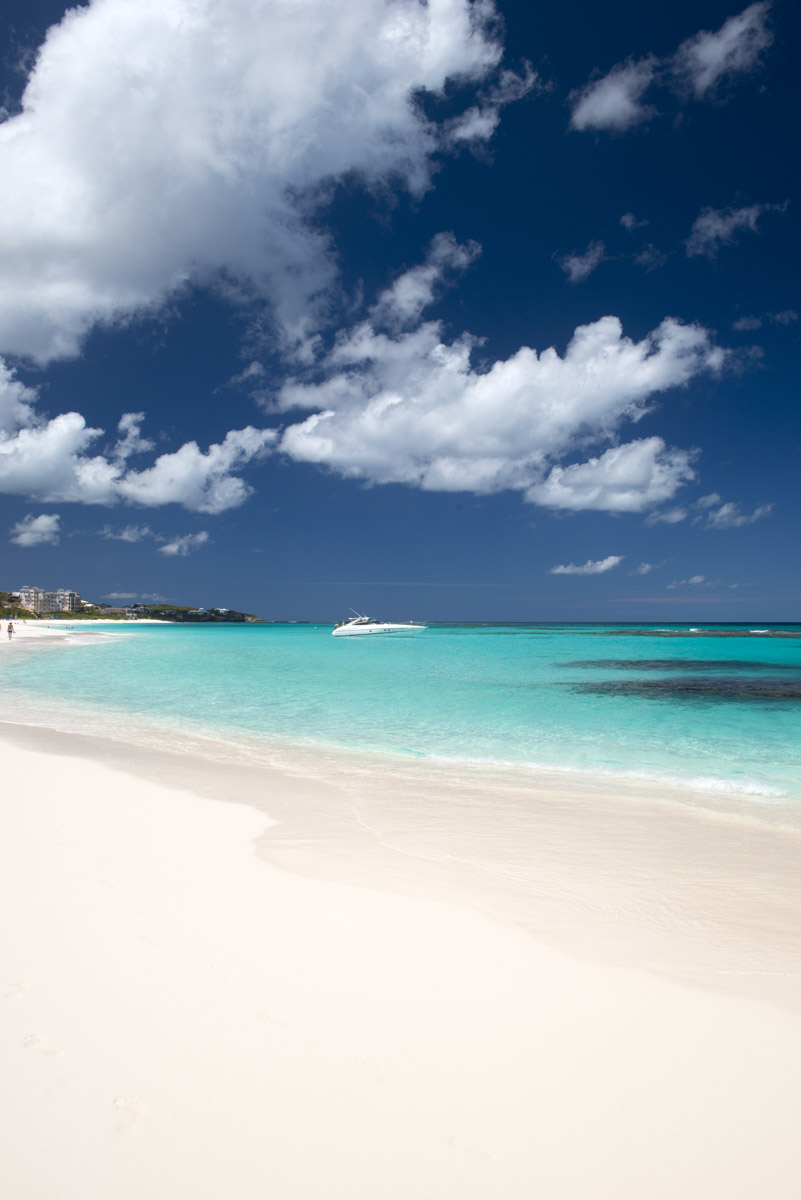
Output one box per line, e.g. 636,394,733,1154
258,1009,291,1028
443,1131,495,1161
354,1055,386,1083
21,1033,64,1058
4,979,31,1000
113,1095,147,1133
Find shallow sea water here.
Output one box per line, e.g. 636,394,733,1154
1,621,799,802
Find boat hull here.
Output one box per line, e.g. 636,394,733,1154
332,623,426,637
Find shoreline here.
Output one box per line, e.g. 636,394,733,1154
1,624,799,1018
2,615,799,805
1,722,801,1198
2,716,800,1014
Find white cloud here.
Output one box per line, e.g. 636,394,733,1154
732,310,798,330
157,532,210,557
569,58,658,132
113,412,155,462
113,427,276,513
558,240,607,284
645,506,688,525
703,500,773,529
0,359,38,433
102,591,173,601
100,521,233,552
695,492,722,509
630,561,665,575
279,292,723,509
646,490,774,530
685,202,788,258
633,244,668,272
0,411,105,500
0,398,277,513
226,362,266,389
10,512,61,546
526,438,696,513
620,212,649,231
570,4,773,135
0,0,505,365
550,556,623,576
444,63,545,146
667,574,706,588
371,233,481,329
100,523,155,542
672,2,773,98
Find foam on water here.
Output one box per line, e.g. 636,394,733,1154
1,621,799,804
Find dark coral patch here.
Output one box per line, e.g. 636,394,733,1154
572,677,801,701
561,659,801,672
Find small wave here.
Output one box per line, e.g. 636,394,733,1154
423,752,787,799
680,775,786,800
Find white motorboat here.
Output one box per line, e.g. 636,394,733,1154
332,612,426,637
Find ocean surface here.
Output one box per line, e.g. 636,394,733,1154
1,621,800,804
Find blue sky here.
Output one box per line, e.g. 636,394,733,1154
0,0,798,620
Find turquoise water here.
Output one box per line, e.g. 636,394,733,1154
2,622,800,800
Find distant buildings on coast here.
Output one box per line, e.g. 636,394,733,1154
17,586,84,614
6,585,260,623
10,585,136,618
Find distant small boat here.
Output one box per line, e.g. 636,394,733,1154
332,612,426,637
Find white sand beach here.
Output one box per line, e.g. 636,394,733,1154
2,715,801,1200
0,620,77,643
0,618,170,651
0,619,169,636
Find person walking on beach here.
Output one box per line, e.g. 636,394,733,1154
7,621,14,640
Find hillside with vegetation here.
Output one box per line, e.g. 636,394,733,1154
0,592,262,622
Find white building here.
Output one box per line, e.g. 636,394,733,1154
17,586,82,613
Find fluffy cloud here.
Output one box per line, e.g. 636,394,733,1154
279,264,723,509
444,63,545,145
10,513,61,547
558,240,607,284
527,438,696,513
157,532,210,557
570,3,773,133
113,427,276,513
672,2,773,98
549,556,623,576
371,233,481,329
0,390,277,512
0,359,38,432
0,0,505,364
686,202,788,258
569,59,657,132
620,212,649,231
